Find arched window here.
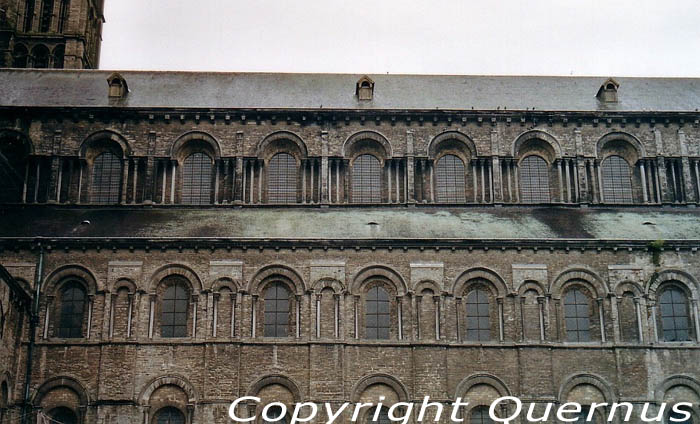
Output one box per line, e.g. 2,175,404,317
39,0,55,32
58,0,71,33
53,45,65,68
264,405,288,424
0,134,29,203
182,152,212,205
352,154,381,203
23,0,36,32
47,407,78,424
520,155,550,203
465,289,490,341
367,407,391,424
91,152,122,204
365,286,390,339
161,281,189,338
32,45,50,68
601,155,633,203
659,287,691,342
268,153,297,203
564,288,591,342
435,154,466,202
471,406,494,424
12,45,29,68
57,281,86,338
155,407,186,424
264,283,290,337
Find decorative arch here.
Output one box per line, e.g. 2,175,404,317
350,374,409,403
342,131,393,160
596,132,646,161
148,264,203,294
654,375,700,403
79,130,131,159
452,267,509,298
512,130,562,160
351,265,408,296
256,131,308,162
415,280,442,295
138,375,197,406
428,131,478,160
43,265,99,296
614,280,644,298
517,279,547,297
550,267,608,299
169,131,221,160
32,376,89,407
558,373,616,404
455,373,512,399
248,265,306,296
647,269,699,300
110,278,137,294
211,277,240,293
246,375,302,403
0,128,35,155
311,278,345,294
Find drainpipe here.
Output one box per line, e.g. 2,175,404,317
21,242,43,424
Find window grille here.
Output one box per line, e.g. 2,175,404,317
264,283,290,337
57,282,85,338
465,288,490,341
471,406,494,424
182,152,212,205
564,289,591,342
352,154,382,203
268,153,297,203
435,154,466,202
161,281,189,338
520,155,550,203
602,155,634,203
91,152,122,204
39,0,54,32
659,287,691,342
156,407,186,424
365,286,390,339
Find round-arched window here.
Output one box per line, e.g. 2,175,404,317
352,154,382,203
659,286,691,342
268,153,297,203
601,155,633,203
182,152,213,205
91,152,122,204
435,154,466,203
520,155,550,203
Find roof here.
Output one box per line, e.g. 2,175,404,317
1,206,699,242
1,70,700,112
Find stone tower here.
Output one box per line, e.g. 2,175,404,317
0,0,104,69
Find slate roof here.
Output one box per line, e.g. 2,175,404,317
1,206,699,241
1,69,700,112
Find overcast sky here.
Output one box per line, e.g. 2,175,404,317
100,0,700,77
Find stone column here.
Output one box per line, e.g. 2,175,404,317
656,157,670,202
407,131,415,203
321,131,329,204
639,160,649,203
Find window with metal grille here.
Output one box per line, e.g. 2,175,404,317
564,289,591,342
39,0,54,32
471,406,494,424
352,154,382,203
57,281,85,338
602,155,634,203
268,153,297,203
182,152,212,205
58,0,70,33
161,281,189,338
435,154,466,202
264,283,290,337
91,152,122,204
465,288,490,341
659,286,691,342
155,407,185,424
264,405,288,424
365,286,390,339
520,155,550,203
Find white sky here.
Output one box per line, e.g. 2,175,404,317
100,0,700,77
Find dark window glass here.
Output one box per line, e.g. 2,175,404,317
0,135,29,203
155,407,185,424
668,410,694,424
268,153,297,203
465,288,490,341
659,287,691,342
32,45,50,68
39,0,54,32
52,44,65,68
471,406,494,424
91,152,122,204
365,286,390,339
564,289,591,342
161,282,189,338
352,154,381,203
58,0,70,33
367,407,391,424
12,45,29,68
264,283,290,337
602,155,633,203
264,405,288,424
57,282,85,338
182,152,212,205
435,154,466,202
48,407,78,424
572,406,601,424
520,155,550,203
24,0,36,32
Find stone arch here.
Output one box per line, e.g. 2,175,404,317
0,128,35,155
32,376,90,407
452,267,509,298
43,265,99,296
246,374,302,403
516,279,547,297
138,375,197,405
647,269,699,301
211,277,240,293
169,131,221,161
79,130,131,160
654,375,700,403
351,265,408,296
350,374,409,403
614,280,644,298
342,131,393,161
256,131,308,163
512,130,562,161
455,373,512,399
551,267,608,299
428,131,478,163
248,265,306,296
0,371,12,407
311,278,345,294
596,132,646,163
415,280,442,295
110,278,136,294
148,264,203,294
558,373,616,404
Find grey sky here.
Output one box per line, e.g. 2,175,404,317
100,0,700,77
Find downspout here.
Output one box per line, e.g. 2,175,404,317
21,242,43,424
